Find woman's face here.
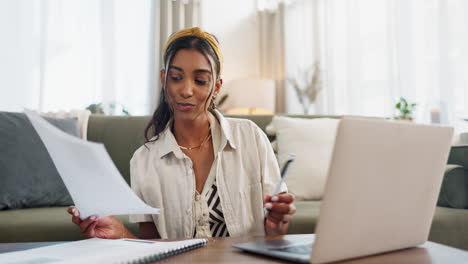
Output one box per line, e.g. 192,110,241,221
161,49,221,122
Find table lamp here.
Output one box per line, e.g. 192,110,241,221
223,79,276,115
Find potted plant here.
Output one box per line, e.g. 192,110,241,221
288,61,322,114
86,102,131,116
394,97,416,121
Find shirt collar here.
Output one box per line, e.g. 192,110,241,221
157,121,185,160
156,109,237,160
211,109,237,151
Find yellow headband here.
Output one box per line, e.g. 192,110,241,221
163,27,223,74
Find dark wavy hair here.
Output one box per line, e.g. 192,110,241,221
144,35,221,143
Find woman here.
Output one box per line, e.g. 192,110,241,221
68,27,295,239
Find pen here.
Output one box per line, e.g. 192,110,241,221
264,154,295,218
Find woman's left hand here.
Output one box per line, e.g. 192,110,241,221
264,193,296,236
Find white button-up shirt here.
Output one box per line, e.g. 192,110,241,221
129,110,287,239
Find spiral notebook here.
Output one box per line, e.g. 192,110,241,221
0,238,208,264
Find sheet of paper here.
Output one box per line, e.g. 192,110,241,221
24,110,159,219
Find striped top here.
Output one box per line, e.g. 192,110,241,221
193,177,229,238
205,180,229,237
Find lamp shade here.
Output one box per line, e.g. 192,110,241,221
223,79,276,114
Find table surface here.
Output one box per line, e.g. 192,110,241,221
1,235,468,263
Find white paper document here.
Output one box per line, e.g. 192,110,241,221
24,110,160,219
0,238,208,264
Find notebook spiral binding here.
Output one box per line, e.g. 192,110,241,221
125,239,208,264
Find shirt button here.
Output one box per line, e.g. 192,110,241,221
195,194,201,201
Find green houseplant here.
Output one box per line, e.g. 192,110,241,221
395,97,417,121
86,102,131,116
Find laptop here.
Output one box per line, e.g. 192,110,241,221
233,118,453,264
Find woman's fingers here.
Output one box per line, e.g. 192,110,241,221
279,214,293,223
68,212,126,239
264,193,295,214
270,193,295,204
68,206,82,225
267,199,294,223
266,218,289,235
268,213,293,224
264,193,295,236
267,214,283,224
84,221,99,238
264,193,296,235
278,221,288,234
79,215,97,234
266,202,294,214
265,217,279,231
72,215,81,225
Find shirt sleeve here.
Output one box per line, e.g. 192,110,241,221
252,122,288,199
129,150,153,223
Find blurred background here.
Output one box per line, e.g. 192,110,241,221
1,0,467,131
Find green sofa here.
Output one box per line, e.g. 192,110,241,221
1,114,467,251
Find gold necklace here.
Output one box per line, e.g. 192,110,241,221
178,128,212,151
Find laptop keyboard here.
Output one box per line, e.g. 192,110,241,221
275,243,313,255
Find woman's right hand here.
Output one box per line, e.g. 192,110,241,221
67,206,134,239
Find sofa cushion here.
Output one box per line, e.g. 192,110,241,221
40,110,91,140
287,201,320,234
430,206,468,250
437,165,468,209
0,207,139,242
273,116,339,200
0,112,79,210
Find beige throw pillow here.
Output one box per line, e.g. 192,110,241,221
273,116,340,200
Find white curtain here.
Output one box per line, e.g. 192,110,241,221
152,0,201,110
257,2,287,113
0,0,200,115
282,0,468,129
282,0,323,114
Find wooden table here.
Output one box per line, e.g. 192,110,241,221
1,235,467,263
